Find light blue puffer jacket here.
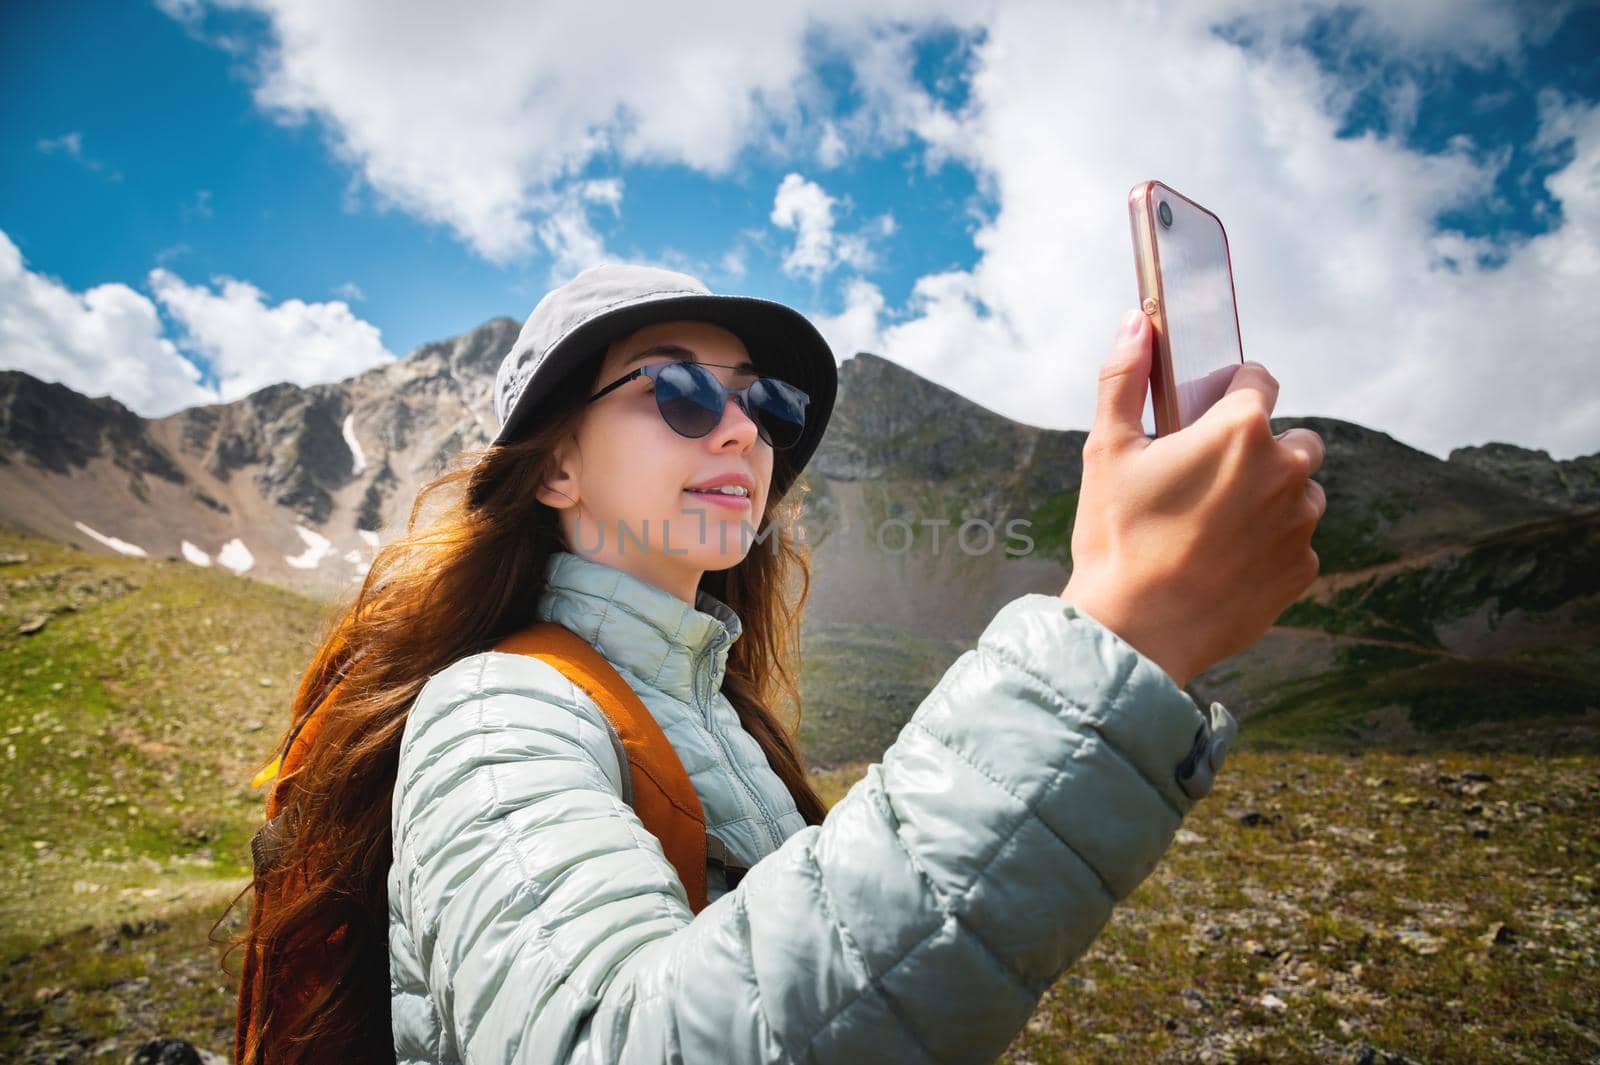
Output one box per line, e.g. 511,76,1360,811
388,549,1237,1064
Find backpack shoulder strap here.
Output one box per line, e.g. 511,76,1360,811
493,622,710,913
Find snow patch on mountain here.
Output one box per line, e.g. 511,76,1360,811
286,525,334,570
216,538,255,574
74,521,148,557
343,413,366,476
180,541,211,566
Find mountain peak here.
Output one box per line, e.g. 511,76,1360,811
404,316,520,377
817,351,1080,489
835,351,975,406
1449,440,1600,511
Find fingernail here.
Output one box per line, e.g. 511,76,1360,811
1118,309,1143,338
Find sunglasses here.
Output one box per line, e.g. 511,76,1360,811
587,359,810,450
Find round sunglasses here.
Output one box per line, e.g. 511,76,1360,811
587,359,810,450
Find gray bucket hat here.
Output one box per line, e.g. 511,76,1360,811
493,262,837,501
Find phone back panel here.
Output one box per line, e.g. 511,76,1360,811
1129,182,1243,434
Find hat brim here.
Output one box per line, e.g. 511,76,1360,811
494,292,837,502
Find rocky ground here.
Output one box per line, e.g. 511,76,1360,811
3,525,1597,1062
815,749,1600,1064
5,749,1596,1063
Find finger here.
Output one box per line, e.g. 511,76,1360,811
1305,477,1327,521
1222,360,1279,417
1089,309,1154,451
1275,427,1326,477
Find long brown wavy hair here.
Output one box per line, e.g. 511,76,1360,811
215,348,827,1064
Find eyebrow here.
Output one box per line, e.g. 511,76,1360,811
623,343,758,374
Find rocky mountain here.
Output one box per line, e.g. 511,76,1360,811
0,317,516,595
0,333,1083,634
799,352,1087,639
1447,441,1600,511
2,317,1597,753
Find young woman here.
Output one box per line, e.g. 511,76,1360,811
236,262,1325,1063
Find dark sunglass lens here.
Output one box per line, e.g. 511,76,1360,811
749,379,807,448
653,362,722,438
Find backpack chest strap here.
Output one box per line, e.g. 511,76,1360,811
493,623,711,913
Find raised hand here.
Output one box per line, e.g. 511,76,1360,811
1059,309,1326,688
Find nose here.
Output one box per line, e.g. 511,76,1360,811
707,392,763,450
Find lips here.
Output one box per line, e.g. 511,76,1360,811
684,473,758,505
684,470,752,492
683,486,750,497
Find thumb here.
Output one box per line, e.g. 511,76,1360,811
1090,309,1153,449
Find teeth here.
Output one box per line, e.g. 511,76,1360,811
687,485,749,496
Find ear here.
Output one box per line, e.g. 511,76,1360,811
536,466,579,511
535,437,580,510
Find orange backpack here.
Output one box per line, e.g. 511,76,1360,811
235,622,731,1065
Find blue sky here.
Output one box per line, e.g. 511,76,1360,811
0,3,984,371
3,1,1597,459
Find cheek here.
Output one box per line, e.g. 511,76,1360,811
575,412,657,484
581,412,690,504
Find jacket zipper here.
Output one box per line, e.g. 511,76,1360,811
695,632,785,853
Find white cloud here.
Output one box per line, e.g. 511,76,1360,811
154,0,205,23
163,0,978,264
333,280,364,301
813,276,888,359
720,246,749,281
0,229,213,414
148,267,395,402
817,120,847,168
771,174,841,279
182,188,215,221
129,1,1600,457
36,132,84,157
770,173,886,280
807,18,981,174
1,228,397,415
813,2,1599,459
36,131,123,182
533,179,627,282
581,178,624,213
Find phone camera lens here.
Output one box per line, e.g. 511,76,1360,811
1157,201,1173,228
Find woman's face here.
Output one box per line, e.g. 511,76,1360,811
538,318,776,603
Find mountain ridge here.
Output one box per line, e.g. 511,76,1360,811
1,315,1595,633
3,317,1597,779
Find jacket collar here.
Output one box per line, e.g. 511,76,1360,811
534,550,743,710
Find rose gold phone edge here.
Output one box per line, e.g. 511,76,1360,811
1127,180,1245,437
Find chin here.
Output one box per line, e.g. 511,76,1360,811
671,500,764,552
671,530,760,571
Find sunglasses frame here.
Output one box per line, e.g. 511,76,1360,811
586,359,810,449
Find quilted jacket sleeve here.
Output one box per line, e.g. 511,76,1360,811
390,592,1237,1064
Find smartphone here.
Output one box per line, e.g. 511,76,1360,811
1128,180,1244,436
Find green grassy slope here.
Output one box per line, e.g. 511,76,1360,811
1240,512,1600,752
1234,640,1600,754
796,622,973,767
0,529,330,953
